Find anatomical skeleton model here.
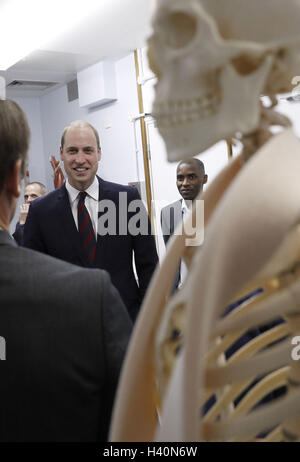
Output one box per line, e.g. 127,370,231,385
110,0,300,441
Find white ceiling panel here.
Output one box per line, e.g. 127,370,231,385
43,0,153,57
1,0,154,96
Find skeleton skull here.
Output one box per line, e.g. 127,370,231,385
148,0,300,161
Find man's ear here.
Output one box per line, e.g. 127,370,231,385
98,147,102,162
5,159,22,198
203,174,208,185
60,146,63,160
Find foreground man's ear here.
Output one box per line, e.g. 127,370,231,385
5,159,23,198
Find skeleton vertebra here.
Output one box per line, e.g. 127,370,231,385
148,0,300,161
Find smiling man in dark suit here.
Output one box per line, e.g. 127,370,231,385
0,100,132,441
23,120,158,322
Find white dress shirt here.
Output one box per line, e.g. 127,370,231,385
178,200,191,288
65,178,99,238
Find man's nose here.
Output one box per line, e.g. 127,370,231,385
76,151,85,163
182,177,189,185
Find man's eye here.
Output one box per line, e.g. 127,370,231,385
177,177,183,181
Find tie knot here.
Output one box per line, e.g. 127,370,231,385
78,191,87,202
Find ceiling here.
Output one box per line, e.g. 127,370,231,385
1,0,154,97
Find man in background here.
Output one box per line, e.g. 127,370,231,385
13,181,46,245
24,120,158,322
0,99,132,441
161,158,207,292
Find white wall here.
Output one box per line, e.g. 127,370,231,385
39,53,143,194
275,97,300,136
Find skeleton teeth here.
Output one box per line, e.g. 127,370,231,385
153,93,220,128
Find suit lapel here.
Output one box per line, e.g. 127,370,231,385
170,207,175,236
173,199,183,230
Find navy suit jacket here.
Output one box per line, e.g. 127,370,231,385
23,176,158,321
12,222,24,246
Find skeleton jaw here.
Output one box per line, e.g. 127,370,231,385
153,58,273,162
153,92,220,129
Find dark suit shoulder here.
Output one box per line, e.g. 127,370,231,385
7,243,131,326
37,185,63,203
0,236,132,441
28,185,64,215
13,244,104,284
12,222,24,246
99,177,140,199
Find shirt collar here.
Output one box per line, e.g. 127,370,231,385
65,177,99,203
181,199,192,213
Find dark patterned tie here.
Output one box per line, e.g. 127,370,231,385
77,191,96,264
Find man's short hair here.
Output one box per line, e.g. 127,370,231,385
0,99,30,194
27,181,46,196
60,120,101,150
177,158,205,175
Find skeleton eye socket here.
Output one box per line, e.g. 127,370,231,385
160,11,197,49
231,54,267,76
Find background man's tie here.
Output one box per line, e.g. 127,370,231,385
77,191,96,264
